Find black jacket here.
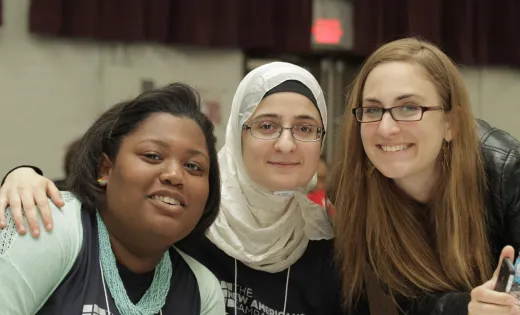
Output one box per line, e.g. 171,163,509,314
387,119,520,315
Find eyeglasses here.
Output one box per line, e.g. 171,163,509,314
242,122,325,142
352,105,443,123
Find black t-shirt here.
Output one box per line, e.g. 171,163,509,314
179,237,347,315
37,208,201,315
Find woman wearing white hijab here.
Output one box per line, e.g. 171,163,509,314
1,63,366,315
208,62,334,272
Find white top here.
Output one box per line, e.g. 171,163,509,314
0,193,225,315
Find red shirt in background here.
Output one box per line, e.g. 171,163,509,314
307,189,335,216
308,189,326,207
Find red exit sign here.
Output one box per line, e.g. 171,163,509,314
312,18,343,45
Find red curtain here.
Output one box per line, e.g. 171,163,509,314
353,0,520,66
29,0,313,54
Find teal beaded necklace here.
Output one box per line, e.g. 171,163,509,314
97,212,172,315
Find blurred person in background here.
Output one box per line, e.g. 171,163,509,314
307,157,330,212
53,137,81,189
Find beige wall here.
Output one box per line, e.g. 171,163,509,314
461,67,520,139
0,0,518,181
0,0,244,180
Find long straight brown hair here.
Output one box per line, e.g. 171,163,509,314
329,38,492,308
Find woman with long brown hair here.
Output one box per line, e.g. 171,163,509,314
329,37,520,314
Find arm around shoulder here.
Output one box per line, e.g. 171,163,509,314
0,192,83,314
1,165,43,186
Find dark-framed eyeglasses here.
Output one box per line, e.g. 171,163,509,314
242,122,325,142
352,105,443,123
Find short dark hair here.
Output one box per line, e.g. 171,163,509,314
67,83,221,240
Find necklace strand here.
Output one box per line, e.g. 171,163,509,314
97,213,172,315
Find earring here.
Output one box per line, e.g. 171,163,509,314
442,141,451,173
97,177,108,187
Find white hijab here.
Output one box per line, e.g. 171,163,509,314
206,62,334,273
